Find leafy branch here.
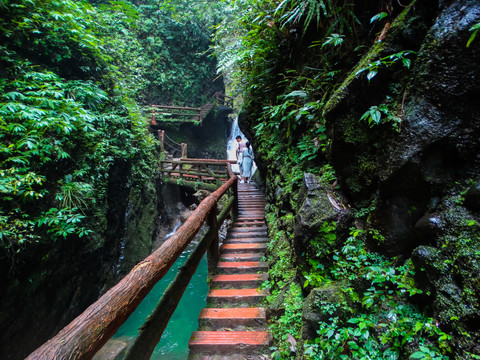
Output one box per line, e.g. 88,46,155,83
355,50,416,81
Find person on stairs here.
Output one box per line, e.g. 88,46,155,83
235,135,247,182
241,141,254,183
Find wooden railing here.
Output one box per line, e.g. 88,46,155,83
151,103,214,124
214,92,234,107
157,130,187,159
151,92,234,125
161,158,237,190
27,163,238,360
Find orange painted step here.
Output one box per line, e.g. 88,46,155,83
229,231,267,237
220,243,267,253
233,222,266,227
224,238,268,244
235,217,265,221
217,261,267,274
225,234,268,244
189,331,270,352
229,226,267,232
198,307,266,327
220,252,264,262
211,273,268,288
239,212,264,216
207,288,268,304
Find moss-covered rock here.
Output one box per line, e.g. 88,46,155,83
301,284,348,341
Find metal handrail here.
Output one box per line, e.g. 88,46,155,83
27,164,238,360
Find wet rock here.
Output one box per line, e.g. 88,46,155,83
368,195,426,256
301,285,347,341
414,213,443,244
294,173,346,245
411,245,443,293
293,173,350,266
464,182,480,211
193,189,210,202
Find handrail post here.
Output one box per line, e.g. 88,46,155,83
158,130,165,153
181,143,187,159
233,177,239,220
207,206,219,275
152,108,157,125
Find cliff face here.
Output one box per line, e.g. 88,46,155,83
321,1,480,356
0,155,167,360
236,0,480,358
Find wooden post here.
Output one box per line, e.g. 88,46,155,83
181,143,187,159
233,178,239,220
207,206,219,275
158,130,165,153
152,108,157,125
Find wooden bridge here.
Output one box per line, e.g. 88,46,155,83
26,160,271,359
161,158,235,190
151,92,234,125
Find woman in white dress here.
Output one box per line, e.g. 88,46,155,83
241,141,254,183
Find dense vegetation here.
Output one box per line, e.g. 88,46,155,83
2,0,479,358
215,0,480,359
0,0,224,358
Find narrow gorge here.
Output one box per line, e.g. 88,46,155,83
1,0,479,359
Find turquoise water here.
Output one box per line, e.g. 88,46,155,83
113,242,208,359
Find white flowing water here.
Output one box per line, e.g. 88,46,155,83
226,116,256,177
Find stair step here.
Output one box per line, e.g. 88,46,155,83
211,274,268,288
207,288,268,305
220,252,264,262
189,355,270,360
224,238,268,245
235,217,265,221
216,261,268,274
220,243,267,253
228,227,267,232
234,220,265,229
189,331,270,353
198,307,266,328
229,232,267,238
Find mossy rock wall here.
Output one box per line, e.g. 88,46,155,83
240,0,480,358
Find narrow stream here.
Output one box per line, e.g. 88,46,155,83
111,241,208,359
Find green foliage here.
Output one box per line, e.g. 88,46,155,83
321,33,345,48
303,229,451,359
93,0,223,106
303,221,336,288
0,0,214,261
370,12,388,24
275,0,328,35
0,70,104,248
0,0,108,76
269,282,304,358
360,97,402,130
355,50,416,82
466,21,480,48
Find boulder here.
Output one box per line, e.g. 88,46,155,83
293,173,350,267
464,182,480,211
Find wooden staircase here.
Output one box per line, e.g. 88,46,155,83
189,183,271,359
